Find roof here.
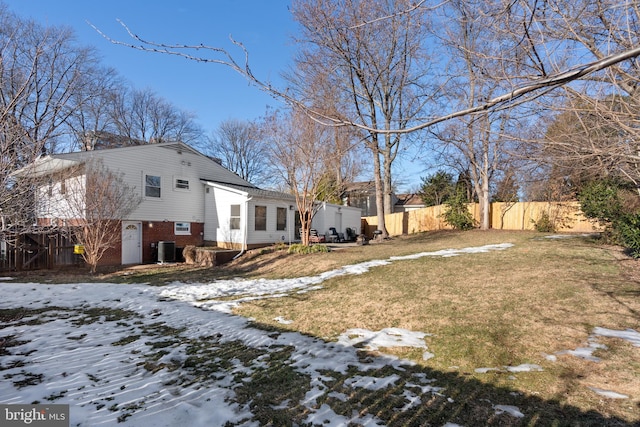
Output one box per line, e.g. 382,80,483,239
202,180,296,201
10,156,81,179
11,142,248,186
343,181,376,194
395,193,425,207
52,141,205,161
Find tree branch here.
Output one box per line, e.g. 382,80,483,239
92,20,640,135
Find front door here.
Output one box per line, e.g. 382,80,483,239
122,221,142,264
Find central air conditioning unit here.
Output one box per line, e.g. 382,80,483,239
157,241,176,263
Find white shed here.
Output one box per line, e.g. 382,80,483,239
312,202,362,240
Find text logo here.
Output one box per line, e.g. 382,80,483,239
1,405,69,426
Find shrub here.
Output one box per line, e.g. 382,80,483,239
532,211,555,233
577,180,622,224
442,190,475,230
182,245,197,264
287,244,330,254
614,214,640,258
578,179,640,256
273,242,288,251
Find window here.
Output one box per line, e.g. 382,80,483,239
175,178,189,190
230,204,241,230
277,207,287,231
175,222,191,235
255,205,267,231
145,175,161,198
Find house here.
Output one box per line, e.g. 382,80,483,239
342,181,378,216
342,181,400,217
13,142,361,266
393,193,426,213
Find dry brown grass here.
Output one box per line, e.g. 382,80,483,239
229,230,640,423
8,230,640,423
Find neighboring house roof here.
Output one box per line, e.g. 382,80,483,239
395,193,425,208
82,130,147,150
343,181,377,194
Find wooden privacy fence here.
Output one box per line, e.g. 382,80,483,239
361,201,602,237
1,233,80,272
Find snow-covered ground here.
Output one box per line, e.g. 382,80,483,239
0,242,637,426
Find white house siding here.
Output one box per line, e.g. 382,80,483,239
203,185,218,243
36,174,85,221
247,198,297,246
312,203,361,237
206,185,247,248
23,143,362,254
54,143,250,225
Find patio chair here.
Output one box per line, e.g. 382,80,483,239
345,227,357,242
328,227,344,243
309,229,326,243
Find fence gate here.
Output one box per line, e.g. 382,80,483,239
0,233,78,272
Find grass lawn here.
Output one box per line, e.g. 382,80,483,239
230,230,640,424
6,229,640,425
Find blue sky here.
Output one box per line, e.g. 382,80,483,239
6,0,294,134
5,0,427,191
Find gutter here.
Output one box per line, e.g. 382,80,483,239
233,196,252,259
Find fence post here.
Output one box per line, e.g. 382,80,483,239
48,236,54,269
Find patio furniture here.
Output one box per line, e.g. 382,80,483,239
327,227,344,243
309,229,326,243
345,227,357,242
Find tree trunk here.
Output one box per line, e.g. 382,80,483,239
383,149,394,216
299,209,311,246
480,174,491,230
372,150,389,238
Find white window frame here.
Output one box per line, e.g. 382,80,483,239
230,204,241,230
174,176,190,191
255,205,267,231
175,222,191,235
276,207,287,231
144,174,162,199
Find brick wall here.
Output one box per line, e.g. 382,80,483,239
100,244,122,266
95,220,204,266
141,221,204,264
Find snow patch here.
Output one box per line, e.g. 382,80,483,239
494,404,525,418
274,316,293,324
588,387,629,399
475,364,543,374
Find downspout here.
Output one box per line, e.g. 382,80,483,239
233,196,252,259
289,206,293,245
288,203,293,245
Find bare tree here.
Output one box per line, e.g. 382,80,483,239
0,118,40,243
206,118,271,185
289,0,432,237
95,0,640,217
263,108,336,245
508,0,640,194
431,0,534,229
55,160,140,273
65,66,124,151
0,6,90,241
110,87,204,146
0,8,101,155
